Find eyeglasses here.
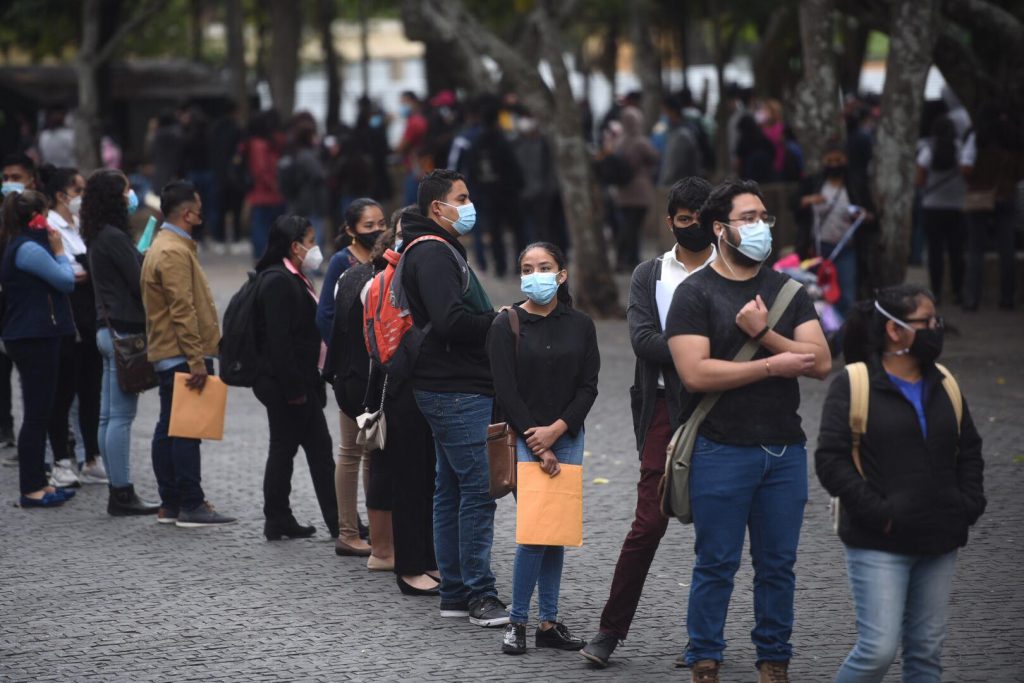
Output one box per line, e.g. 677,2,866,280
904,316,944,330
725,215,776,229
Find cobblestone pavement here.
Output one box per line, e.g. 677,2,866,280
2,254,1023,682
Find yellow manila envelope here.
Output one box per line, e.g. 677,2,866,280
515,462,583,547
168,373,228,441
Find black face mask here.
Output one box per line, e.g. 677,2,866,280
353,230,384,249
823,165,846,179
909,327,944,364
673,225,713,252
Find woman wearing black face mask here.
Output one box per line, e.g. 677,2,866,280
815,285,985,681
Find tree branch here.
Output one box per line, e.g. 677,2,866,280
942,0,1024,50
91,0,170,66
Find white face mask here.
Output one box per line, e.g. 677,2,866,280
299,244,323,272
67,196,82,217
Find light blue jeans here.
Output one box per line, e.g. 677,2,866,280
835,547,958,683
510,430,585,625
96,327,140,487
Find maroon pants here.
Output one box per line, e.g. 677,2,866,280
599,396,673,639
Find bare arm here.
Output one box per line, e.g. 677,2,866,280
668,334,816,394
735,294,831,379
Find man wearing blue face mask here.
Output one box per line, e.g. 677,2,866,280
400,169,509,628
665,179,832,683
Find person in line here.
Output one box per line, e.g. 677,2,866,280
279,119,328,251
82,169,160,515
40,164,107,487
488,242,599,655
666,180,832,683
141,180,235,527
396,91,429,206
244,111,287,260
582,177,715,666
816,285,985,681
0,189,77,507
318,198,388,556
252,214,338,542
403,169,507,627
613,106,660,272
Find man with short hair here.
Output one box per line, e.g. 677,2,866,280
666,180,831,683
582,177,715,667
401,168,508,627
141,180,235,527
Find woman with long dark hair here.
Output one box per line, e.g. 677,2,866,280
0,189,77,507
252,214,338,541
816,285,985,680
40,164,108,488
82,169,160,515
487,242,600,655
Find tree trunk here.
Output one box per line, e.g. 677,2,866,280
709,8,736,180
837,17,869,95
792,0,843,176
319,0,342,132
75,0,102,172
359,0,370,98
401,1,496,97
226,0,248,122
190,0,202,62
872,0,939,286
751,6,800,99
631,0,662,131
268,0,301,117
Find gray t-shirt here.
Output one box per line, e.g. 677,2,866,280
917,139,966,210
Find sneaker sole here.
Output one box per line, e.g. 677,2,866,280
174,520,237,528
157,517,178,524
79,476,109,485
501,647,527,655
470,615,510,627
439,609,470,618
580,650,609,667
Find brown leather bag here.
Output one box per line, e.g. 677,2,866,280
487,308,519,499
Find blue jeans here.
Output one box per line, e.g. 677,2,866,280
685,436,808,666
835,548,958,683
414,390,496,605
510,430,584,625
96,328,140,487
151,361,213,511
250,203,286,260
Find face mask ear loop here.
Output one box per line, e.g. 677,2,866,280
717,227,738,278
875,300,914,355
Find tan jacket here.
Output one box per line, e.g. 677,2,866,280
141,228,220,373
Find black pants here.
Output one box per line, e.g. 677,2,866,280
385,382,438,575
256,381,339,536
921,208,966,301
48,333,102,462
5,337,60,494
965,201,1017,308
0,347,13,432
617,206,647,271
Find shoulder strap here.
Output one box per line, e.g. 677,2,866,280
845,362,870,479
507,307,520,354
934,362,963,435
402,234,470,294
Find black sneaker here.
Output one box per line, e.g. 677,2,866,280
439,599,470,618
175,502,237,527
502,623,527,655
580,630,619,666
536,622,586,651
468,596,510,627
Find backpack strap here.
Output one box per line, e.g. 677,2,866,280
934,363,963,435
845,362,869,479
402,234,470,294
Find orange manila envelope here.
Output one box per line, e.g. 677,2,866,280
515,462,583,547
168,373,228,441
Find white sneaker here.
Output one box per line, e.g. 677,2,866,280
228,241,250,256
209,241,228,256
79,459,109,484
50,460,82,488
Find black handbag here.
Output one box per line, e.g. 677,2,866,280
95,278,157,394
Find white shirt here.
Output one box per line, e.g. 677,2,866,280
655,244,716,388
47,210,86,276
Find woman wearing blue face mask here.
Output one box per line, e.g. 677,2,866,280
487,242,601,656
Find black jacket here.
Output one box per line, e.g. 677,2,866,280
254,263,325,406
627,257,688,455
815,359,985,556
89,224,146,334
399,211,496,395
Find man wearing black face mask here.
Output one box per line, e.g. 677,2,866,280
581,177,714,667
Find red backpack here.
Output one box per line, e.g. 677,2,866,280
363,235,469,379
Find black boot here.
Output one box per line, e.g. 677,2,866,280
264,517,316,541
107,485,160,516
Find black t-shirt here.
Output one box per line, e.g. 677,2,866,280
665,266,819,445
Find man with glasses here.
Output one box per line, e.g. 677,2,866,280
664,180,832,683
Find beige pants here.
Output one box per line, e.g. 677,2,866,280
336,410,371,539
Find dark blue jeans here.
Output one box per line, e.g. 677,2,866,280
151,361,213,512
414,390,497,605
5,338,60,494
684,436,808,666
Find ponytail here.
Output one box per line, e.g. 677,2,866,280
1,190,47,249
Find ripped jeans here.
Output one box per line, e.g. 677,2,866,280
684,436,808,667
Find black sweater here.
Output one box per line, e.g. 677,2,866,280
254,263,325,405
88,224,146,334
399,212,496,395
815,359,985,556
487,303,599,436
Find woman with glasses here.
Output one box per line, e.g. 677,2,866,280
816,284,985,682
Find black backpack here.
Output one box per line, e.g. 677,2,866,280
219,270,267,387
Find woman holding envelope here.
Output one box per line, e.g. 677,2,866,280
252,215,338,542
487,242,600,656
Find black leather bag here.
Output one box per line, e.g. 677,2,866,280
110,331,158,394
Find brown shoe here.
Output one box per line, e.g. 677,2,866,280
691,659,720,683
334,537,372,557
758,660,789,683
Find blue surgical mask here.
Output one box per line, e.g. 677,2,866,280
398,104,412,118
126,189,139,215
1,182,25,196
369,114,383,129
520,272,560,305
439,201,477,235
726,220,773,262
394,239,404,251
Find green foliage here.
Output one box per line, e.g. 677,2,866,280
0,0,80,61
